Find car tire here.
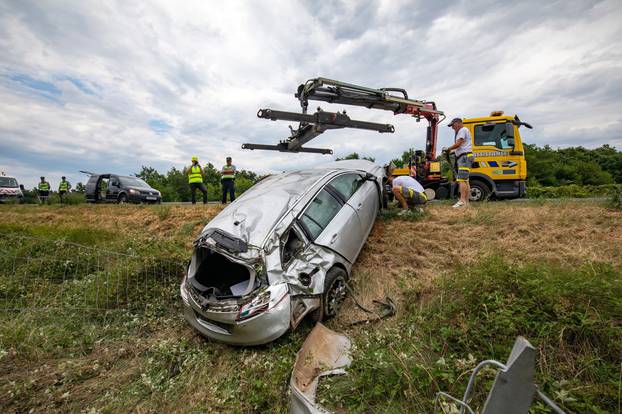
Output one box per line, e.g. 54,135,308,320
117,194,127,204
435,186,449,200
310,267,348,322
469,180,491,202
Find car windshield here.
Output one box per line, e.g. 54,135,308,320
0,177,18,188
120,177,151,188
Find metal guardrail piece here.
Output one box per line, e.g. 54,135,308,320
435,336,566,414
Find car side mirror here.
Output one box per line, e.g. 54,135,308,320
19,184,24,191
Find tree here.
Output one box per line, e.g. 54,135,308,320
336,152,376,162
74,182,85,193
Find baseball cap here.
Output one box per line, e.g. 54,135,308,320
447,117,462,127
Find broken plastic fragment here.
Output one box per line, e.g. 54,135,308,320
290,323,351,414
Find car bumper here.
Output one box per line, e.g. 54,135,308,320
181,285,291,346
128,194,161,203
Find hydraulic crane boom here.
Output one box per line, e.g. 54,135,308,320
243,77,444,163
295,77,444,160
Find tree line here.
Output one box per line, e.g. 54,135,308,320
16,144,620,204
135,163,259,202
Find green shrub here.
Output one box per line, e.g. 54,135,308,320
322,258,622,413
527,184,622,199
608,187,622,210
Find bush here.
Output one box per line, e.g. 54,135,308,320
608,186,622,210
527,184,622,199
322,258,622,413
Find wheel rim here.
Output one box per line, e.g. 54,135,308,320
326,278,347,316
470,187,482,201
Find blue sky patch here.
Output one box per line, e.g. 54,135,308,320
64,76,95,95
8,73,62,99
149,119,173,134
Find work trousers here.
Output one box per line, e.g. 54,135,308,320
221,179,235,204
189,182,208,204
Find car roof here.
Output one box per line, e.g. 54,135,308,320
202,160,383,248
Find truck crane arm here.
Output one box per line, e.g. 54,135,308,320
295,77,444,160
242,107,395,155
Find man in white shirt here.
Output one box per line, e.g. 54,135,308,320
387,174,427,212
446,117,474,208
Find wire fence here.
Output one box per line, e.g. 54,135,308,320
0,234,185,312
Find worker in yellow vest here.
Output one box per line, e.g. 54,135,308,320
58,176,71,204
186,156,208,204
37,176,51,204
220,156,237,204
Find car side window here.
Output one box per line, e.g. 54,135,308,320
299,189,342,240
327,174,364,202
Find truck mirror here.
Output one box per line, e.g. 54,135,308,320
505,123,515,138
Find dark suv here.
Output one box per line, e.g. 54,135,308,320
85,174,161,204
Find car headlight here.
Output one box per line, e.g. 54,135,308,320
237,290,270,321
129,188,138,194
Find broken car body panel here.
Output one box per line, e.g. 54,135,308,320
290,323,352,414
181,160,384,345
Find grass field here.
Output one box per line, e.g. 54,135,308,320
0,201,621,413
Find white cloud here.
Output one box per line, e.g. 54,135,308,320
0,0,621,188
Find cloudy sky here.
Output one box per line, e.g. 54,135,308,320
1,0,621,188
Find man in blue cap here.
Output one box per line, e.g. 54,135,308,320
446,117,473,208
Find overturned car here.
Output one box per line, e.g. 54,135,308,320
180,160,384,345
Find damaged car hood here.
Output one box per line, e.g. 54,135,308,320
201,170,329,247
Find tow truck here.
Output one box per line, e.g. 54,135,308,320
243,77,531,201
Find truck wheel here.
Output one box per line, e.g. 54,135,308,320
469,180,490,202
435,186,449,200
117,194,127,204
310,267,348,322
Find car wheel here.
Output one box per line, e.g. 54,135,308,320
117,194,127,204
311,267,348,322
469,180,491,202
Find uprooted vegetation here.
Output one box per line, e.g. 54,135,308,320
0,201,620,413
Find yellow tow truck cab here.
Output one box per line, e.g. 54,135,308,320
464,111,529,200
391,111,530,201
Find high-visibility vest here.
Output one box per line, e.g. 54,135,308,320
188,165,203,183
221,165,236,180
59,181,69,191
38,182,50,191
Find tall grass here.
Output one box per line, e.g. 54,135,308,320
321,257,622,413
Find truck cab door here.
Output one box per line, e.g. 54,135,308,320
471,121,523,180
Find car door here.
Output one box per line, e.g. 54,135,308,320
326,173,379,244
298,187,363,263
108,176,120,201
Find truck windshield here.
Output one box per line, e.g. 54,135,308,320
120,177,151,188
474,123,513,149
0,177,18,188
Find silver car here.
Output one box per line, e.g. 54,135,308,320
180,160,384,345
